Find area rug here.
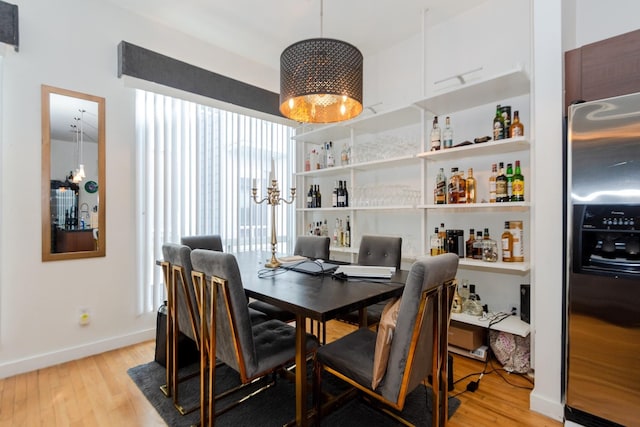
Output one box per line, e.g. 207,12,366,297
127,361,460,426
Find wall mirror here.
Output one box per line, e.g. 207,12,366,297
41,85,106,261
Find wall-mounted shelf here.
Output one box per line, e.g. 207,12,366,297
414,67,530,115
292,105,422,144
297,154,420,177
298,205,419,213
420,202,530,211
417,137,529,161
458,258,530,273
451,312,530,337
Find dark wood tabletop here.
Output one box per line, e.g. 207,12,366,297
237,252,406,322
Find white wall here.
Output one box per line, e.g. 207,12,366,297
0,0,279,378
573,0,640,48
1,0,639,422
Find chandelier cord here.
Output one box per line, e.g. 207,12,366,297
320,0,323,38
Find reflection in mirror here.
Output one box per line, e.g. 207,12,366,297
42,85,105,261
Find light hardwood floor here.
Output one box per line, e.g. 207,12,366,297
0,320,562,427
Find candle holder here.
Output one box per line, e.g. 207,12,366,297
252,179,296,268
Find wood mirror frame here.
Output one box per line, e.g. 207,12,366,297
41,85,106,261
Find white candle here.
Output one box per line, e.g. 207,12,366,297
291,174,296,188
270,158,275,181
252,178,257,189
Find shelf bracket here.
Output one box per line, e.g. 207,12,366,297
433,66,484,86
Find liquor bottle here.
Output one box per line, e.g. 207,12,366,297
343,181,349,207
315,184,322,208
447,167,459,204
434,168,447,204
326,141,335,167
321,219,328,237
452,285,463,313
472,230,484,259
333,218,340,246
337,181,345,207
465,168,477,203
495,162,508,202
430,116,441,151
319,145,326,169
457,169,467,204
501,221,513,262
459,279,470,301
489,163,498,203
506,162,514,202
493,105,505,141
511,160,525,201
510,221,525,262
307,185,314,208
510,110,524,137
340,144,350,166
338,219,345,247
439,223,447,254
443,116,454,149
345,216,351,247
465,228,475,258
482,228,498,262
305,151,311,171
332,181,338,207
500,105,511,136
463,284,484,315
308,223,314,235
430,227,441,256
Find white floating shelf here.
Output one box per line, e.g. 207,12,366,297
293,105,421,144
420,202,530,211
415,68,530,115
417,137,529,161
458,258,531,272
451,312,530,337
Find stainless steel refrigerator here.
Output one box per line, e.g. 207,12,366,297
566,92,640,426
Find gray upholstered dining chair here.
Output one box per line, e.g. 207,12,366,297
181,234,223,252
357,235,403,269
160,243,201,414
338,235,403,326
180,234,268,326
190,249,319,426
293,235,331,260
313,253,459,426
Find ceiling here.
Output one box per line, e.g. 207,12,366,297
104,0,487,70
49,93,99,144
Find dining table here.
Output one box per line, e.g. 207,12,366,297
236,252,407,426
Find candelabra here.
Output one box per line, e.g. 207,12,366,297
252,178,296,268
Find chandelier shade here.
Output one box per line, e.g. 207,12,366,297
279,38,363,123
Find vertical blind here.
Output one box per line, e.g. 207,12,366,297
135,90,296,314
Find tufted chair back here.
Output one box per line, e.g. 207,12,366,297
357,235,402,269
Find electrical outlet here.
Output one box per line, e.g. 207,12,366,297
79,308,91,326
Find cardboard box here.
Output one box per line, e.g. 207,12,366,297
448,321,485,351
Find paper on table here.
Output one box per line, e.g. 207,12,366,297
278,255,308,264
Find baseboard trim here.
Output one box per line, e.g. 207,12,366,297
530,391,564,422
0,328,155,379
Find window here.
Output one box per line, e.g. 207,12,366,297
135,90,296,314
